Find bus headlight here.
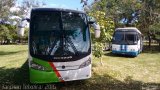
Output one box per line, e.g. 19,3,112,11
134,41,138,44
131,49,135,51
79,58,91,69
112,48,117,50
30,61,46,71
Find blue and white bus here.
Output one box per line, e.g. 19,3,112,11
112,27,143,56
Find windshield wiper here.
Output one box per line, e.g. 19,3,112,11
49,37,59,55
66,36,79,55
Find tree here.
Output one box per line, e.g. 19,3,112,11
6,24,18,43
16,0,45,43
23,27,29,42
81,0,115,65
19,0,45,17
0,25,10,44
85,0,160,49
0,25,7,44
137,0,160,48
0,0,19,44
0,24,17,44
0,0,16,21
104,0,160,48
149,23,160,49
97,0,142,28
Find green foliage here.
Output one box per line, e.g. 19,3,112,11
0,25,10,41
88,4,115,58
0,24,18,44
90,0,160,34
91,0,133,26
0,0,15,20
6,24,18,41
88,0,160,49
93,42,104,58
89,11,114,43
149,23,160,40
137,0,160,35
19,0,45,16
23,28,29,41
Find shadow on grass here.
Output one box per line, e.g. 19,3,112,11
0,60,160,90
142,45,160,53
0,60,29,85
53,72,160,90
104,52,136,58
0,50,27,56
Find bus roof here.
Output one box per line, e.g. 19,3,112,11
31,8,85,14
115,27,141,34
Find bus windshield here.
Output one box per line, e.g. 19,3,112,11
30,11,90,61
112,31,138,45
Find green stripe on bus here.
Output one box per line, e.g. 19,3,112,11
30,57,60,83
32,57,53,71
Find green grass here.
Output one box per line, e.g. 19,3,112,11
0,45,160,90
94,52,160,83
0,45,28,85
0,45,28,68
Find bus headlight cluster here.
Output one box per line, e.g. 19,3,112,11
131,49,135,51
30,61,46,71
112,48,117,50
79,57,91,69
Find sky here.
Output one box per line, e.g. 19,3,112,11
12,0,93,26
16,0,94,10
9,0,94,25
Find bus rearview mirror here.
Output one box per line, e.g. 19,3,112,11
26,18,30,22
18,28,25,37
95,29,100,38
91,23,101,38
22,18,30,22
17,18,29,37
88,16,96,24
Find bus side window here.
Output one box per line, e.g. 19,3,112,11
137,34,140,41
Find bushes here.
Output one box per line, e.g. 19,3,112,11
0,25,10,44
149,23,160,48
0,24,20,44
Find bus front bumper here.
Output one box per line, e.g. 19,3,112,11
112,50,139,56
29,65,91,83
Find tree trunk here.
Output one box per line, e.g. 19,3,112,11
3,39,6,45
0,40,2,45
19,37,20,43
100,56,103,66
109,42,111,50
148,33,151,49
159,42,160,51
6,39,10,44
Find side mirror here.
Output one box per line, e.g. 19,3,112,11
88,16,100,38
91,23,101,38
17,27,25,37
23,18,30,22
95,29,101,38
17,18,30,37
88,16,96,24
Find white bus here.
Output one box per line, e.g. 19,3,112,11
112,27,143,57
18,8,100,83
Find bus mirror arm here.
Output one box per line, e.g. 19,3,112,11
91,23,101,38
88,21,94,24
22,18,30,22
17,18,30,37
25,18,30,22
